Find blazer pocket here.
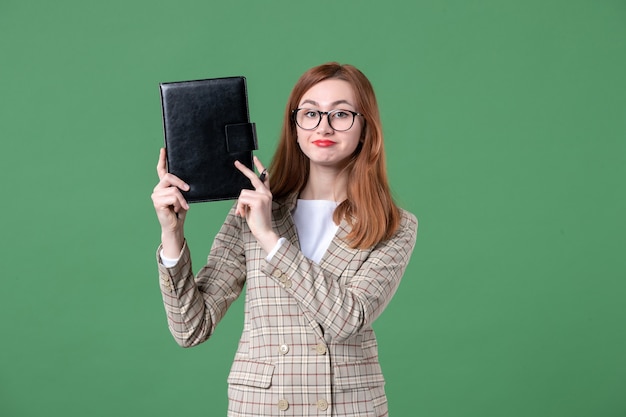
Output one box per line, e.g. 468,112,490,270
227,359,275,389
333,361,386,391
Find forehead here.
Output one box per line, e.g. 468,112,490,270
299,79,356,107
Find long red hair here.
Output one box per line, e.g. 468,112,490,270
269,63,400,249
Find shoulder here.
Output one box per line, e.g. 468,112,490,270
369,207,417,262
380,207,417,252
398,208,418,234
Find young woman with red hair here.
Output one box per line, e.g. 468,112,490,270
152,62,417,416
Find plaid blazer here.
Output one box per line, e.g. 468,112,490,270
157,193,417,416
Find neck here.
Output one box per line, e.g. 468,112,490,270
299,164,348,201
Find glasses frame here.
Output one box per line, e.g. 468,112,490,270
292,108,363,132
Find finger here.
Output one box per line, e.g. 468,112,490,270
153,196,188,216
235,199,249,217
156,199,188,217
259,168,270,190
252,156,271,190
152,187,190,212
156,173,190,193
234,160,265,190
252,155,266,175
235,157,271,191
253,158,268,183
156,148,191,191
234,159,255,178
235,189,264,217
175,209,188,221
157,148,167,179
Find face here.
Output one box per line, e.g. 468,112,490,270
295,79,363,170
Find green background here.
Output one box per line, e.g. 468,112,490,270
1,1,625,416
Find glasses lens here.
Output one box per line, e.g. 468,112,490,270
295,109,321,130
329,110,355,131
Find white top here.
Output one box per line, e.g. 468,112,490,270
292,199,339,264
161,199,339,266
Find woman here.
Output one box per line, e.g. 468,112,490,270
152,62,418,416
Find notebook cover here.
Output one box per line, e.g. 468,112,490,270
159,76,258,203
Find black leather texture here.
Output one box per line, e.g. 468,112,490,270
159,76,258,203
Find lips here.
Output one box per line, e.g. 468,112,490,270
312,140,336,147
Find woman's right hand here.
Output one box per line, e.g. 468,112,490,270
151,148,189,256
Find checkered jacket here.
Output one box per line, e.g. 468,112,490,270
157,193,418,416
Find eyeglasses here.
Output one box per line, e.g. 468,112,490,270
292,108,363,132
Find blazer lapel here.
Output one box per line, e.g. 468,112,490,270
272,196,361,339
319,218,360,281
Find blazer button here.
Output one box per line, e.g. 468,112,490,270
317,398,329,411
279,344,289,355
272,269,284,279
283,279,292,289
277,399,289,411
315,343,327,355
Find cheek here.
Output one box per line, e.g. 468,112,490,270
348,131,364,150
296,129,312,145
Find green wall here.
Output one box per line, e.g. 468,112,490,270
1,1,625,416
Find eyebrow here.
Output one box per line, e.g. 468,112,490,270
300,99,354,108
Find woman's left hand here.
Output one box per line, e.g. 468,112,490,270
234,156,280,254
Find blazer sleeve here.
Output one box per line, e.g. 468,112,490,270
157,208,247,348
261,210,418,342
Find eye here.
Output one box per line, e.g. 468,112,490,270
332,110,350,119
303,109,319,119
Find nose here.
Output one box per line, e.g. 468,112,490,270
316,113,334,134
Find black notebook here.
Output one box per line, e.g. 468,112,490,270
159,76,258,203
